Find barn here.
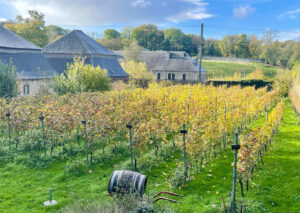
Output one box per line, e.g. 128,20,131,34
116,50,206,82
0,26,57,96
42,30,129,80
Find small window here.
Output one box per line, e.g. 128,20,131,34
23,84,30,95
172,74,175,80
157,73,160,80
168,73,171,80
183,74,186,81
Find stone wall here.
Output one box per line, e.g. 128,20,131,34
18,79,51,96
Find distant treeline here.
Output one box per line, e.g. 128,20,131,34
99,25,300,69
3,10,300,69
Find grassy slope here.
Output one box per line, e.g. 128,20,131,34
0,99,299,212
202,60,281,79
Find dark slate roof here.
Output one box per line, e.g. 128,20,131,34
44,55,128,77
115,51,206,72
42,30,128,78
0,50,57,79
43,30,116,55
0,27,57,79
0,26,40,50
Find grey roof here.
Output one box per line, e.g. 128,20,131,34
0,26,40,50
43,30,128,78
0,27,57,79
43,30,116,55
115,50,206,72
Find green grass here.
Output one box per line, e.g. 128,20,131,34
203,60,282,80
0,99,299,212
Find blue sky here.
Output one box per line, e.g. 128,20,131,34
1,0,300,40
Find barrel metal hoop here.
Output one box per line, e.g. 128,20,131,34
132,172,138,193
109,171,118,192
138,175,146,194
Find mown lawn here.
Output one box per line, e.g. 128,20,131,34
0,99,299,212
202,60,282,80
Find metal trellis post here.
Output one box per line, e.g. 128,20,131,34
180,124,188,179
231,131,240,212
126,124,133,171
81,115,89,164
6,108,11,151
39,112,46,157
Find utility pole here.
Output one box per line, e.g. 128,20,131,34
198,23,204,83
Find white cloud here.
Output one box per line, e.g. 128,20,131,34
233,5,255,18
278,8,300,19
167,0,213,22
5,0,213,26
0,18,8,22
131,0,151,8
278,30,300,41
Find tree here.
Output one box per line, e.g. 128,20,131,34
248,35,262,59
0,60,18,98
204,39,221,56
164,28,186,51
45,25,69,43
121,59,154,87
218,35,236,57
121,60,153,79
53,57,111,95
104,29,121,40
123,41,143,61
97,37,130,50
261,29,280,65
131,24,164,50
234,34,249,58
4,10,48,47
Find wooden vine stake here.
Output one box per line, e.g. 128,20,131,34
180,124,188,179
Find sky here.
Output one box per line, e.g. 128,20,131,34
0,0,300,41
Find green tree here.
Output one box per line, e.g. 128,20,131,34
248,35,262,59
218,35,236,57
131,24,164,50
4,10,48,47
45,25,69,43
164,28,186,51
0,60,18,98
53,57,111,95
234,34,249,58
104,29,121,40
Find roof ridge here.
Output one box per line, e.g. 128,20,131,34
73,30,91,55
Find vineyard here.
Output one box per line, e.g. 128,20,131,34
0,84,299,212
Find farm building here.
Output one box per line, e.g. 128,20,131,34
116,50,206,82
0,26,57,96
42,30,129,80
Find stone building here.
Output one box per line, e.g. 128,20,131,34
0,26,57,96
42,30,129,80
116,50,206,82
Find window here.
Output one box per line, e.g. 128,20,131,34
168,73,171,80
23,84,30,95
172,74,175,80
157,73,160,80
183,74,186,81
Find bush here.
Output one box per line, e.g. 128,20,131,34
273,69,293,96
171,167,186,188
0,59,18,98
64,159,88,177
53,57,111,95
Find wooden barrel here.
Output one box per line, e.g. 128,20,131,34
108,170,147,196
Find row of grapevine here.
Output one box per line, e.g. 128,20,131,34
0,85,280,168
237,100,285,196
